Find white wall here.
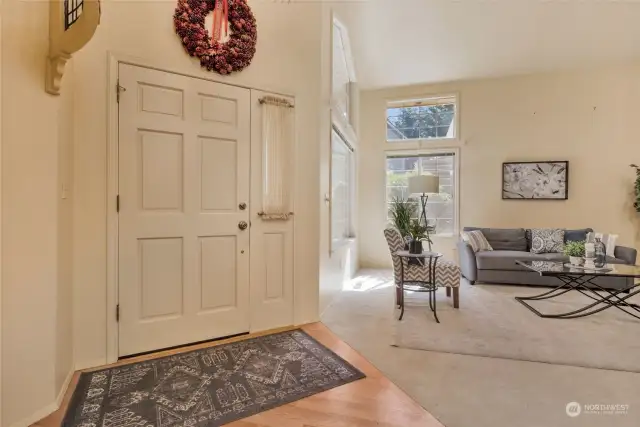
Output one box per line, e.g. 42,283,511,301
72,0,325,368
359,64,640,268
55,63,75,396
1,0,75,425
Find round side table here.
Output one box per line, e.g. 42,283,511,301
395,250,443,323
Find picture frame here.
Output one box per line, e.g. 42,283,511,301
502,161,569,200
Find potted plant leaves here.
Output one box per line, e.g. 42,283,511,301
564,241,586,266
408,219,428,254
388,196,417,247
631,164,640,213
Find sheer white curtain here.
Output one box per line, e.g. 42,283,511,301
261,99,294,220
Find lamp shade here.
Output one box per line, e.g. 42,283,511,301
408,174,440,195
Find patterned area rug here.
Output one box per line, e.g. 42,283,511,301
63,330,365,427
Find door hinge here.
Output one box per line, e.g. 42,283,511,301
116,80,126,103
116,195,120,212
116,304,120,322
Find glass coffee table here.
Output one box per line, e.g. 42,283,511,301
515,260,640,320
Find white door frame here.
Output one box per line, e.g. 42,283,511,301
105,52,296,364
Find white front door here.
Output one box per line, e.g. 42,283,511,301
118,64,251,356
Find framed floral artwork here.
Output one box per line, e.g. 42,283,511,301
502,161,569,200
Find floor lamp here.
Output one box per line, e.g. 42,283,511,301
408,174,440,251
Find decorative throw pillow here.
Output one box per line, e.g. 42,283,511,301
461,230,493,253
530,228,565,254
565,228,592,243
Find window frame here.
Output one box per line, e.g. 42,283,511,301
384,147,460,237
386,93,460,144
331,127,355,249
331,17,357,131
329,14,358,255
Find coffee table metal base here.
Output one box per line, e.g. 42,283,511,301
515,273,640,320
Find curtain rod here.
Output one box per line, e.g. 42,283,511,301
259,96,294,108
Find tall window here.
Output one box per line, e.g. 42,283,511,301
332,19,355,127
386,152,457,235
330,17,357,252
332,129,353,245
387,95,457,141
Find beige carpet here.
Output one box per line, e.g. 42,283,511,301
322,269,640,427
392,279,640,372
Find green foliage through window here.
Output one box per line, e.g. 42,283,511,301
386,154,456,235
387,98,456,140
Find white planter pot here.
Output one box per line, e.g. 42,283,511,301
569,256,584,266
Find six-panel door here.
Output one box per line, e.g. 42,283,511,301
118,64,251,356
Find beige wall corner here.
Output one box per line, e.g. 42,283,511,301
1,0,76,425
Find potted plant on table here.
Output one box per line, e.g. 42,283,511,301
564,241,586,266
407,219,429,254
388,196,417,246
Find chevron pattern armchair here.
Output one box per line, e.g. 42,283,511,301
384,228,460,309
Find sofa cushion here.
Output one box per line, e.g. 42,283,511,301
565,228,592,243
476,251,568,271
525,228,593,249
463,227,527,251
530,228,565,254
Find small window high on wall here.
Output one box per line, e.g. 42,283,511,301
386,152,458,235
387,95,457,141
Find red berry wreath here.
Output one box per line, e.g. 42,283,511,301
174,0,257,75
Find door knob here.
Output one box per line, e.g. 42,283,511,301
239,203,247,210
238,221,248,230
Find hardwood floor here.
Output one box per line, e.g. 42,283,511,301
31,323,444,427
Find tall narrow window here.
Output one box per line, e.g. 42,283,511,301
386,152,457,235
330,17,356,252
331,129,353,245
332,20,355,127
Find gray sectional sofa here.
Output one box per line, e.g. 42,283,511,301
458,227,638,290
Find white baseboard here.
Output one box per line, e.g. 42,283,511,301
56,368,75,406
8,367,75,427
74,358,108,371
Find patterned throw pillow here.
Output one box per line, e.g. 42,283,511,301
461,230,494,253
530,228,565,254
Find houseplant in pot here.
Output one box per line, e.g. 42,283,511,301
407,219,428,254
388,196,417,246
564,240,586,266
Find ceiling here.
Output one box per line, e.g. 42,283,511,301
334,0,640,89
